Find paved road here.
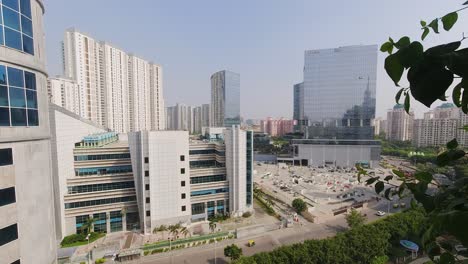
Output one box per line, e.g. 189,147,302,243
124,205,392,264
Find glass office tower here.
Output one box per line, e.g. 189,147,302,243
303,45,377,139
211,70,240,127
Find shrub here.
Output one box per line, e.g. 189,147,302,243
95,259,106,264
144,250,150,256
242,212,252,218
216,237,223,242
151,248,164,254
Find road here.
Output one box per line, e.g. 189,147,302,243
124,204,392,264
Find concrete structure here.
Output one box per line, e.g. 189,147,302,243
0,0,58,263
62,28,165,133
166,103,194,133
48,76,80,114
193,104,211,134
49,105,139,238
386,104,414,142
211,70,240,127
291,139,381,168
128,127,253,234
260,117,296,137
293,82,304,131
413,103,467,147
302,45,377,140
372,118,387,136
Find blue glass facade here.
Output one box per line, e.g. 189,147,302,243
190,188,228,197
0,0,34,55
246,131,253,205
74,165,132,176
0,64,38,126
65,196,136,209
211,70,240,127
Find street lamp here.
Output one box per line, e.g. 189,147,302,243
86,233,91,264
214,240,217,264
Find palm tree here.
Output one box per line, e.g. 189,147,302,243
266,198,274,207
209,220,217,233
80,217,96,234
168,225,180,240
159,225,168,239
180,227,190,239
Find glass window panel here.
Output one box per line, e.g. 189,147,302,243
0,66,6,85
20,15,32,36
0,28,3,46
24,71,35,90
8,87,25,107
4,28,22,51
0,7,3,25
0,107,10,126
0,85,8,106
3,0,19,11
25,89,35,108
27,109,37,126
22,34,33,55
10,108,26,126
3,7,20,31
7,67,23,87
20,0,31,18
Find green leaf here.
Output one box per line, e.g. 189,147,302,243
392,169,405,178
441,12,458,31
388,37,394,44
420,20,427,27
446,138,458,150
398,184,406,198
437,149,466,166
398,41,424,69
463,87,468,114
461,125,468,132
425,41,461,56
366,177,379,185
384,188,392,200
395,36,410,49
414,171,433,183
428,19,439,34
404,93,410,113
385,54,404,86
452,82,463,107
410,199,418,209
380,42,393,54
446,48,468,78
395,88,404,104
384,175,393,182
375,181,385,194
440,252,456,264
422,27,430,40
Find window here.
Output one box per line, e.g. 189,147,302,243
0,187,16,206
181,181,185,187
146,197,150,203
65,196,136,209
181,206,186,212
0,65,38,127
180,155,185,161
146,211,150,217
145,184,150,191
144,170,149,177
0,148,13,166
0,223,18,246
144,157,149,163
190,175,226,184
1,0,34,54
180,168,185,174
67,181,134,194
181,193,186,199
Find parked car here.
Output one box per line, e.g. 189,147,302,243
376,211,386,216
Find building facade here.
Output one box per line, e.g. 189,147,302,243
211,70,240,127
302,45,377,140
372,118,387,136
61,29,165,133
48,76,80,114
166,103,193,133
386,104,414,142
0,0,58,263
260,117,296,137
293,82,304,131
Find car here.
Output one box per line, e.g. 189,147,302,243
455,244,467,254
376,211,386,216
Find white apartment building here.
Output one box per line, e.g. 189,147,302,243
0,0,57,263
61,28,165,133
386,104,414,142
48,76,80,115
372,117,387,136
166,103,194,133
413,103,467,147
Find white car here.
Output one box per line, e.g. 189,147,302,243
376,211,386,216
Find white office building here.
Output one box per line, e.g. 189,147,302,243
61,28,165,133
0,0,57,263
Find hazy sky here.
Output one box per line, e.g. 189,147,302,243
44,0,467,119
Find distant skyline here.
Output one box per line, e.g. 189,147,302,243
44,0,467,119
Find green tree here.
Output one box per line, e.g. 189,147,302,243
292,198,307,213
209,220,217,233
224,244,243,261
180,226,190,238
80,217,96,234
345,208,367,229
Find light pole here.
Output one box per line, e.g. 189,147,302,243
214,240,217,264
169,238,173,264
86,233,91,264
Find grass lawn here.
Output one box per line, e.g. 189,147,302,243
61,233,106,248
142,231,230,250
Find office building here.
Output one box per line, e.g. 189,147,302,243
260,117,296,137
128,126,253,234
48,76,80,114
293,82,304,131
372,118,387,136
49,105,139,238
211,70,240,127
0,0,58,263
413,103,467,148
386,104,414,142
62,28,164,133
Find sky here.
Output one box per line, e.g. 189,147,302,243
43,0,467,120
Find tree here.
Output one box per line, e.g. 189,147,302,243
345,208,367,229
209,220,217,233
224,244,243,261
168,225,180,240
292,198,307,213
180,227,190,238
80,217,96,234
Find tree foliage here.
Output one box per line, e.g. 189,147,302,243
292,198,307,213
345,208,367,229
224,244,243,261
